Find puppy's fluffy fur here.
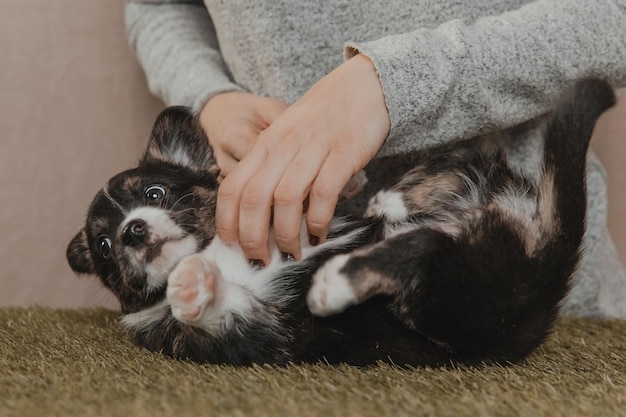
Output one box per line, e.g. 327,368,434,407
67,79,615,366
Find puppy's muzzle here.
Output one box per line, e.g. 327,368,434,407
123,219,147,247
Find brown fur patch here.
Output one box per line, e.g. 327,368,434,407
339,242,402,303
350,269,401,302
122,176,141,193
485,170,558,256
401,173,464,214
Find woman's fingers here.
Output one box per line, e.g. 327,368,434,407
215,142,270,249
272,142,330,259
236,142,300,263
305,150,356,245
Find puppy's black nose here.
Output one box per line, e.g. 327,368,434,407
123,220,147,247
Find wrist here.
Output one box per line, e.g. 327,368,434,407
346,53,391,139
199,91,249,139
201,91,243,117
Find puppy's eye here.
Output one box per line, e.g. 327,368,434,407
98,236,112,258
145,185,166,201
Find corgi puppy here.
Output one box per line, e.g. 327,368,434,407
67,78,614,366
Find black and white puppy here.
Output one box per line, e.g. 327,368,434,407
67,78,614,367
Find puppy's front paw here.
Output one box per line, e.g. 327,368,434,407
365,190,408,220
307,254,357,317
167,254,219,323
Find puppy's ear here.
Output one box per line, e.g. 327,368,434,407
141,106,219,175
66,229,95,275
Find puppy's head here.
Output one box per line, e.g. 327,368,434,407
67,106,220,313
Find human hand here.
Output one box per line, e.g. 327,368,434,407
199,91,288,176
216,54,390,264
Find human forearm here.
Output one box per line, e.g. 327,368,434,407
125,0,243,110
346,0,626,156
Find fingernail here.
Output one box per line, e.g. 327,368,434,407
249,259,265,268
309,235,320,246
282,253,295,262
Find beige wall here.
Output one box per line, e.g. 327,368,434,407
592,94,626,269
1,1,162,308
1,1,624,308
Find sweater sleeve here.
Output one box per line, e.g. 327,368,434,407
345,0,626,157
125,0,244,111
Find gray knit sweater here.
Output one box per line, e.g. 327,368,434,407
124,0,626,317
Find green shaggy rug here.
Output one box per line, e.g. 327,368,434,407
1,308,625,417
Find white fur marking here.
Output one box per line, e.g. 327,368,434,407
122,206,198,291
307,254,358,317
102,184,128,216
122,207,184,240
170,147,193,167
121,299,170,331
140,217,370,333
146,237,198,291
365,190,408,220
169,246,261,332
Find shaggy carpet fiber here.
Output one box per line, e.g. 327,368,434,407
1,308,625,417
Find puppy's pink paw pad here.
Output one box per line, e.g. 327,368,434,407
177,287,199,304
167,255,219,323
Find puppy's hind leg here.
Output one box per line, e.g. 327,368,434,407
307,228,451,318
307,229,455,328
